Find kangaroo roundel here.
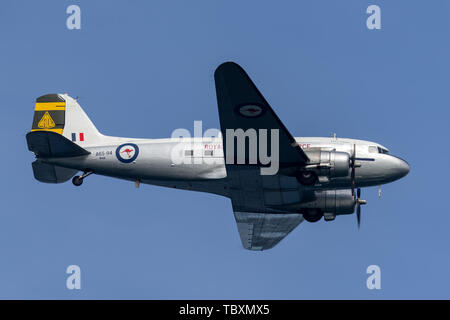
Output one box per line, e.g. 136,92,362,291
116,143,139,163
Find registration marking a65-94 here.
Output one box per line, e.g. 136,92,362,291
95,150,113,159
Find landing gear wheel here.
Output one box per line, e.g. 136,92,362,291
72,176,83,186
296,171,317,186
72,171,93,187
302,209,323,223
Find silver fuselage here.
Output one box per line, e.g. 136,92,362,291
42,136,410,201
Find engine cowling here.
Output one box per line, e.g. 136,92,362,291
304,150,350,178
300,189,355,215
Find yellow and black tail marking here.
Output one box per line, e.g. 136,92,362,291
31,94,66,134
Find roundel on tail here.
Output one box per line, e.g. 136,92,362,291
235,104,265,118
116,143,139,163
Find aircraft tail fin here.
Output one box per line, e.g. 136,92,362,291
31,93,104,146
31,161,78,184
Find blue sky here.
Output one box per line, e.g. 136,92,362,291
1,0,449,299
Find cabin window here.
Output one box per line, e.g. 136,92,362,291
184,150,193,156
204,150,214,156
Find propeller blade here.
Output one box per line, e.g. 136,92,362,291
352,144,356,165
357,203,361,229
351,169,355,196
351,144,356,196
356,188,364,230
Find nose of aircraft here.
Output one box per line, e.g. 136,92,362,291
389,156,410,181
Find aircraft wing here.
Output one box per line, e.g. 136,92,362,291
227,167,305,250
214,62,307,250
234,210,303,251
214,61,309,166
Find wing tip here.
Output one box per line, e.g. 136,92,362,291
214,61,246,79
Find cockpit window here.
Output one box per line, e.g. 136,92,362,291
369,146,389,154
369,146,378,153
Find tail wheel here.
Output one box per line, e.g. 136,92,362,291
72,176,83,186
71,171,93,187
302,209,323,223
296,171,317,186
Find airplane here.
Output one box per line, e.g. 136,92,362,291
26,62,410,251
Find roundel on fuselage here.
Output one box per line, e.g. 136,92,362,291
116,143,139,163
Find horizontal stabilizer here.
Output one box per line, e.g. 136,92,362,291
32,161,78,183
26,131,90,158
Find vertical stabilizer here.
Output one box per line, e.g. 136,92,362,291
31,93,105,146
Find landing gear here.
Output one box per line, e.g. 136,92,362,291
72,176,83,186
72,171,93,187
296,171,317,186
302,208,323,223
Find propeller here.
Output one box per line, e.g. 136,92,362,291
356,188,367,229
350,144,366,229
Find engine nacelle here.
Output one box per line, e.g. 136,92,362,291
300,189,355,215
304,150,350,178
